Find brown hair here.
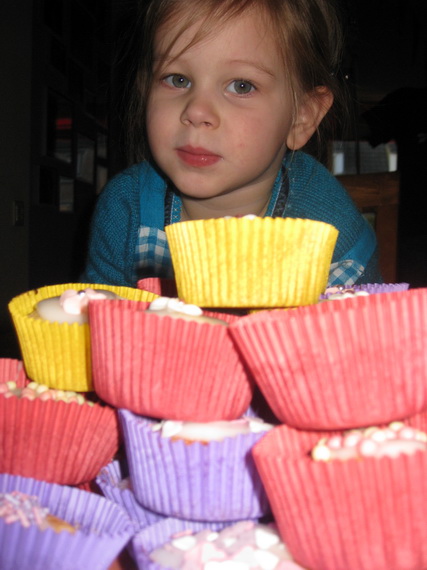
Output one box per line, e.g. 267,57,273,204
125,0,348,165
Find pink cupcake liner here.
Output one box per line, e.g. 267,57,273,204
252,418,427,570
0,366,120,485
137,278,178,297
0,473,135,570
0,358,28,384
119,409,271,521
230,288,427,429
89,299,253,420
96,460,164,531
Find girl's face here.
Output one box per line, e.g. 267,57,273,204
146,9,298,203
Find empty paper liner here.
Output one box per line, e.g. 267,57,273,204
165,217,338,308
229,288,427,429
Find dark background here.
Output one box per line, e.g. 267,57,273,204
1,0,427,357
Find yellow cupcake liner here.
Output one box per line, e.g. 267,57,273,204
8,283,156,392
166,217,338,308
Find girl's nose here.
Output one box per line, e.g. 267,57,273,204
180,93,220,128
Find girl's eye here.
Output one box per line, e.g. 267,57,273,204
227,80,255,95
163,74,191,89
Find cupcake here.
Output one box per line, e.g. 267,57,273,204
0,473,134,570
119,409,272,522
0,358,119,485
8,283,155,391
89,297,252,420
165,217,338,308
132,520,304,570
229,288,427,429
319,281,410,301
252,418,427,570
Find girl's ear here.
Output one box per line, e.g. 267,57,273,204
286,87,334,150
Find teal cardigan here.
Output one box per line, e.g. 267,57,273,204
82,151,382,287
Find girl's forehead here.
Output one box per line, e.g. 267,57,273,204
153,6,274,60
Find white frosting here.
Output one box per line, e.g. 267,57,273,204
146,297,227,325
151,417,273,442
147,297,203,317
35,288,117,324
311,422,427,461
149,522,304,569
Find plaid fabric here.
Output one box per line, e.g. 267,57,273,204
134,226,174,280
328,259,364,287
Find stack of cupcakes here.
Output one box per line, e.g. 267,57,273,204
228,286,427,570
3,214,419,569
2,283,156,568
86,288,274,567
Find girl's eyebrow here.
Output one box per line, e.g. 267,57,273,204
228,59,276,77
153,54,276,78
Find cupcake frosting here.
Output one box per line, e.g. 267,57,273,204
152,417,273,442
0,380,93,405
149,521,303,569
0,490,75,533
35,288,118,324
146,297,227,325
311,421,427,461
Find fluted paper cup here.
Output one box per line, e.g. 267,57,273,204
320,281,410,300
166,217,338,308
119,409,270,521
253,418,427,570
0,365,119,485
89,299,253,420
96,460,164,531
137,278,178,297
8,283,156,391
0,473,134,570
230,288,427,429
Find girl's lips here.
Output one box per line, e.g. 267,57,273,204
176,146,221,167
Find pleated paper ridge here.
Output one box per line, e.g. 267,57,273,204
8,283,155,391
89,299,253,420
96,460,164,531
230,289,427,429
0,395,119,485
119,410,270,521
253,420,427,570
0,473,134,570
166,217,338,308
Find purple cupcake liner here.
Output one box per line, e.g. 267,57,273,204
96,460,165,531
0,473,135,570
320,282,409,300
119,409,271,521
130,518,250,570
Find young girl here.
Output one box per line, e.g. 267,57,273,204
82,0,382,287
